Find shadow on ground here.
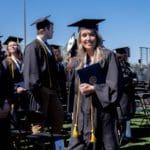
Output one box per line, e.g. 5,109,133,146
121,144,150,150
120,127,150,150
132,128,150,138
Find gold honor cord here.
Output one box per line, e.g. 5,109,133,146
73,79,96,143
37,39,52,88
90,96,96,143
73,79,80,137
11,63,15,79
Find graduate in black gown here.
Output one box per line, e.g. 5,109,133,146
115,47,137,142
0,37,11,150
67,19,120,150
51,44,67,105
2,36,26,111
23,15,64,134
65,33,78,113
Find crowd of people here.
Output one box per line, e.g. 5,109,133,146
0,15,139,150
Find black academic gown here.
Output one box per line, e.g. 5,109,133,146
0,62,11,101
118,62,136,119
2,58,27,110
56,61,67,105
66,68,76,113
23,39,58,91
23,39,64,132
68,49,119,150
0,62,11,150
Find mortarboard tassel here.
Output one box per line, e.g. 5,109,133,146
17,38,19,45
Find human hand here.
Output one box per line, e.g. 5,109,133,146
79,83,95,95
17,87,26,94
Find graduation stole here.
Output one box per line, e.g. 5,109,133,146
10,62,15,79
10,55,23,79
36,39,52,88
72,79,96,143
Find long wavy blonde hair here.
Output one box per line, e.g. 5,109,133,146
76,29,106,69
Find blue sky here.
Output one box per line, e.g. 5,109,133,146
0,0,150,64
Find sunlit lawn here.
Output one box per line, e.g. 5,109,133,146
120,111,150,150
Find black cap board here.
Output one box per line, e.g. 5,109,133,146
50,44,61,49
115,47,130,57
3,36,23,45
31,15,53,30
68,18,105,31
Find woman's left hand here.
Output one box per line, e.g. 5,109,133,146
79,83,95,95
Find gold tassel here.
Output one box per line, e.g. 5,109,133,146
90,129,96,143
72,80,80,138
73,123,79,137
90,96,96,143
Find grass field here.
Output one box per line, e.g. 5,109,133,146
10,109,150,149
63,112,150,150
120,111,150,150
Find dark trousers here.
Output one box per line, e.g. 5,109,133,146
39,87,64,133
0,118,11,150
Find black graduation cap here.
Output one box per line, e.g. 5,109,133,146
31,15,53,30
115,47,130,57
68,19,105,31
0,35,3,38
50,44,61,49
3,36,23,45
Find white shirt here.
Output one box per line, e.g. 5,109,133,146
36,36,52,56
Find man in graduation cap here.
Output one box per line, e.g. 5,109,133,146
23,15,64,133
115,47,137,143
51,44,67,105
2,36,28,112
114,47,130,62
67,19,120,150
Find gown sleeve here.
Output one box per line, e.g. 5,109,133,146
94,51,119,108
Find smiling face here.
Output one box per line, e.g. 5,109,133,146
7,41,18,55
79,28,97,52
